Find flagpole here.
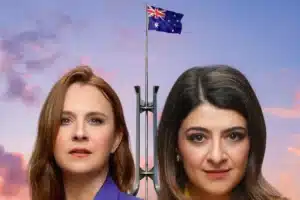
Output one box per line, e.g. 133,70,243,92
133,4,183,199
144,3,149,200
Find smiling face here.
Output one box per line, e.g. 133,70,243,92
178,103,250,197
53,83,122,175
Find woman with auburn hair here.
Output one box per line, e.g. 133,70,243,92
28,65,141,200
157,65,288,200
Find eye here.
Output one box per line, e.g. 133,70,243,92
187,134,206,143
227,132,245,141
89,118,104,125
60,117,71,125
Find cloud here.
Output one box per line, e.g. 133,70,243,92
263,90,300,118
291,133,300,140
0,145,28,197
276,172,299,200
0,149,158,199
273,166,300,200
0,149,298,199
286,133,300,157
0,69,41,106
0,14,74,106
263,107,300,118
264,133,300,200
93,67,117,83
24,52,61,72
288,147,300,156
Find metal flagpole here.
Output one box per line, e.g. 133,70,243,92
131,3,160,199
144,3,149,200
132,2,184,199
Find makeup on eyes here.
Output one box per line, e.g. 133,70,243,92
88,117,104,125
225,131,247,141
185,126,247,143
60,110,107,126
187,133,206,143
60,116,73,125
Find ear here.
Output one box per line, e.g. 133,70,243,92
111,131,123,153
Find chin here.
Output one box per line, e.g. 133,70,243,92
191,171,243,196
201,180,240,197
195,180,235,196
202,186,232,196
58,160,102,175
63,164,96,174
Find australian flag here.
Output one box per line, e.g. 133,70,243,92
147,5,184,34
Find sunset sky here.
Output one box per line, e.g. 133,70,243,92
0,0,299,199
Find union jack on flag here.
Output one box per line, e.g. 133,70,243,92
147,5,184,34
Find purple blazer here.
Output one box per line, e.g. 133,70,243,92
94,176,142,200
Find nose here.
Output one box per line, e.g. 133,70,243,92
72,121,88,141
207,139,227,165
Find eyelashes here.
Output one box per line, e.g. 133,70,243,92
89,118,104,125
187,132,247,143
227,132,246,141
60,117,71,125
60,117,104,126
187,134,206,143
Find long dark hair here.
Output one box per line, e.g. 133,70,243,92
157,65,287,200
28,65,135,200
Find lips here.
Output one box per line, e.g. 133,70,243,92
69,148,91,156
203,169,231,179
203,169,231,173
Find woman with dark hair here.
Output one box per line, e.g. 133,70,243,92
157,65,287,200
28,65,141,200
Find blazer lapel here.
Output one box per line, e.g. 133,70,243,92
94,176,119,200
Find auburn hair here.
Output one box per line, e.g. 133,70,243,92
28,65,135,200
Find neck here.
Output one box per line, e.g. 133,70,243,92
187,184,230,200
63,166,109,200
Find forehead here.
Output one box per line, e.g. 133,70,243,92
63,83,112,114
181,103,246,130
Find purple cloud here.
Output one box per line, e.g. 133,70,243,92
0,145,27,196
0,14,74,105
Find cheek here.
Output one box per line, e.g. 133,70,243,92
88,126,116,150
227,140,250,168
54,129,68,154
178,139,207,168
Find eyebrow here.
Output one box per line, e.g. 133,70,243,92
61,110,108,118
184,126,247,134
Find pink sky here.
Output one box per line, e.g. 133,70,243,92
0,136,299,200
0,1,299,199
0,61,299,199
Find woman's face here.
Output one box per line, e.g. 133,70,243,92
178,103,250,196
54,83,122,175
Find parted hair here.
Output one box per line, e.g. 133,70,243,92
157,65,288,200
